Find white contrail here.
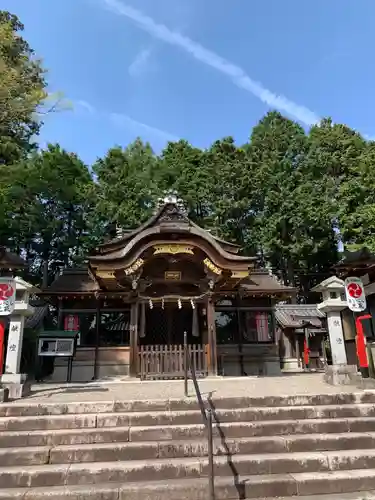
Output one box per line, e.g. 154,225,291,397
110,112,179,142
76,100,96,114
72,99,178,143
101,0,320,126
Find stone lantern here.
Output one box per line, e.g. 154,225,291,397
311,276,358,385
0,246,29,399
1,278,40,399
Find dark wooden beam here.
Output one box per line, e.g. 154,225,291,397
129,301,139,377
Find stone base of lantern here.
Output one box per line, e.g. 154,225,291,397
1,373,31,400
323,364,360,386
280,357,301,372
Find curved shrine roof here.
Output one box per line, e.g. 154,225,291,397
90,201,255,268
95,202,244,256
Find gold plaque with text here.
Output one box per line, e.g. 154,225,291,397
153,245,194,255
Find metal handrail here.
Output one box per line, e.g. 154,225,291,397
184,332,215,500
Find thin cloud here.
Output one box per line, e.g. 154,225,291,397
76,99,96,114
110,112,179,142
71,98,178,143
129,48,152,77
100,0,321,126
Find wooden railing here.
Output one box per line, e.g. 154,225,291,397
138,344,207,380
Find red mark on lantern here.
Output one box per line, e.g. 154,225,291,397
0,284,14,302
347,283,363,298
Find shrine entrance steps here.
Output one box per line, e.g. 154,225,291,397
2,392,375,498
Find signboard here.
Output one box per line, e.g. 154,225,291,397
0,278,16,316
38,338,75,357
345,277,367,312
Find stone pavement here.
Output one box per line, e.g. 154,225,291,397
25,373,361,403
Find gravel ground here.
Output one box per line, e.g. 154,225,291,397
24,373,361,402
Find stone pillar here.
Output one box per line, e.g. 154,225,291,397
280,329,300,372
326,311,347,365
4,315,24,374
2,315,29,399
283,331,293,357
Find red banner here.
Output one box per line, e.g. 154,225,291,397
356,314,371,368
64,315,79,331
0,321,5,376
303,338,310,367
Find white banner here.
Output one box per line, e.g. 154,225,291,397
0,279,16,316
344,276,367,312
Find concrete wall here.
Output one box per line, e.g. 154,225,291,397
217,344,281,377
48,347,130,383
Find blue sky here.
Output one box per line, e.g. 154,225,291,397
5,0,375,164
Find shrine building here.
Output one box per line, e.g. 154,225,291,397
41,195,295,382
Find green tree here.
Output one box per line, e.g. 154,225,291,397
157,140,213,227
0,11,47,164
3,144,93,286
339,140,375,251
93,139,158,230
246,111,308,284
304,119,367,255
204,137,259,252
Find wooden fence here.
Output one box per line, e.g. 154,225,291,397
138,344,207,380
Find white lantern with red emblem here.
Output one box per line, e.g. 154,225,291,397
344,277,367,312
0,279,16,316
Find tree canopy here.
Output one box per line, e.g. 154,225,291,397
0,11,46,164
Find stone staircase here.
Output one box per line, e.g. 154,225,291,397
1,392,375,498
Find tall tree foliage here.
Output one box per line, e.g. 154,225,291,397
93,139,158,230
4,144,93,285
339,140,375,251
246,112,308,285
204,137,259,253
157,140,213,227
302,119,367,271
0,11,46,164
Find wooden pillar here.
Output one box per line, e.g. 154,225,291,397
93,296,100,380
235,293,244,376
271,307,278,345
207,297,217,376
139,302,146,339
57,297,63,329
129,301,139,377
322,336,327,367
295,333,301,368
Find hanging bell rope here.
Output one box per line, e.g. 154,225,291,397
149,299,153,309
178,298,182,309
190,299,195,309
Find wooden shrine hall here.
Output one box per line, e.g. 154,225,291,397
42,195,295,382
